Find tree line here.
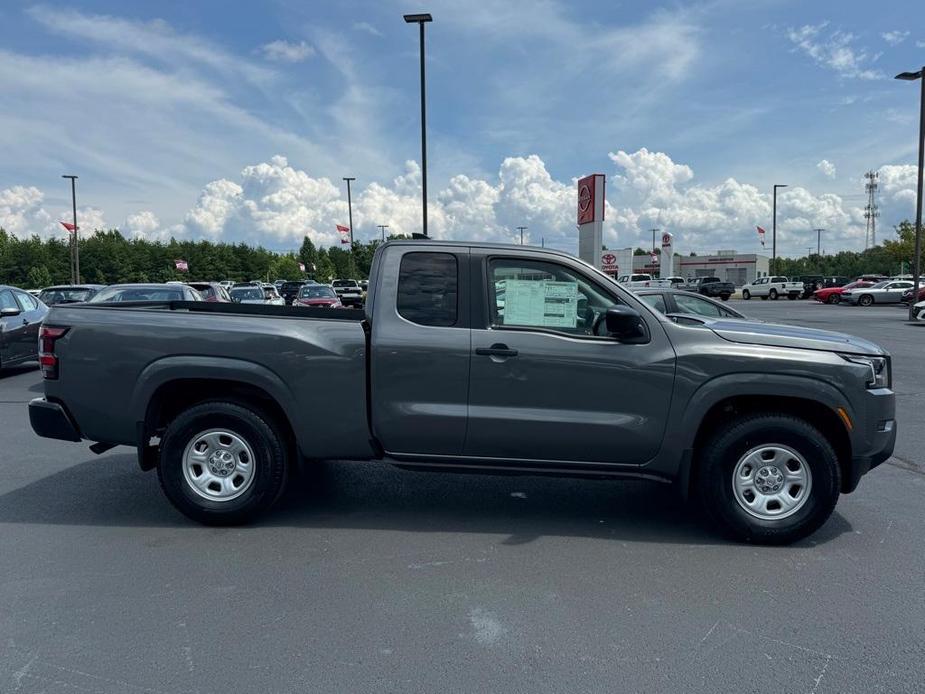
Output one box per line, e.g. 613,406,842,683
0,222,921,289
0,228,412,288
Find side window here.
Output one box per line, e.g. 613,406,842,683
488,258,615,337
397,252,458,327
0,290,18,311
639,293,667,314
674,293,723,317
14,291,38,310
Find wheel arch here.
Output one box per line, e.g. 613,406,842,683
687,394,852,495
132,357,301,469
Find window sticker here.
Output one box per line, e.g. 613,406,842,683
502,279,578,328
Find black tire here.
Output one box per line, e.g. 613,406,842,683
157,401,289,525
769,289,778,300
858,294,873,307
827,294,839,305
695,414,840,545
742,290,750,300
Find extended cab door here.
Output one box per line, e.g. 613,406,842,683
369,246,471,456
464,250,676,466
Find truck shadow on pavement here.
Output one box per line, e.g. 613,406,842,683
0,454,853,546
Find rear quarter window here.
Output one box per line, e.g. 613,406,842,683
397,252,458,327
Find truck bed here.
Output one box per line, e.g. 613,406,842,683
42,301,373,460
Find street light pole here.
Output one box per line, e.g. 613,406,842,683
772,184,788,274
404,13,433,238
62,175,79,284
517,226,527,245
895,67,925,320
343,177,356,276
649,227,660,255
814,228,824,257
377,225,389,242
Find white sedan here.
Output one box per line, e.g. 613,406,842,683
914,299,925,321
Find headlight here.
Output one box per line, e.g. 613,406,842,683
840,354,890,389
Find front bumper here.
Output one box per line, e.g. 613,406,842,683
843,388,896,493
29,398,82,442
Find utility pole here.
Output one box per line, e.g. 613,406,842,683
377,225,389,242
650,228,660,254
517,226,527,245
772,184,788,274
342,177,356,276
813,228,824,256
62,175,79,284
864,171,879,249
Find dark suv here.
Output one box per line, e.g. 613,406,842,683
280,281,307,305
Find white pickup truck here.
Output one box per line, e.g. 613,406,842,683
741,276,803,301
617,273,672,288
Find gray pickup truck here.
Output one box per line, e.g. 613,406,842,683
29,240,895,544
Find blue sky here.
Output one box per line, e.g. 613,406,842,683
0,0,923,255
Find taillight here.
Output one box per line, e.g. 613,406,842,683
39,325,69,380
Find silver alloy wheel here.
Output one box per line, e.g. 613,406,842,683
732,445,812,520
182,428,256,502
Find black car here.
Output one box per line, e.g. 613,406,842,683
793,275,850,299
0,285,48,370
280,281,307,305
633,288,747,320
38,284,105,305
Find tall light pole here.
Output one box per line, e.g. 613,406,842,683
896,67,925,321
377,225,389,242
517,226,527,245
772,184,788,274
649,227,661,254
343,177,356,276
813,228,824,257
404,12,432,238
62,175,79,284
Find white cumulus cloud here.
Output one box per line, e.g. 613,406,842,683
816,159,837,178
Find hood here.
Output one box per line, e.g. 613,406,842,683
704,318,885,355
299,298,338,305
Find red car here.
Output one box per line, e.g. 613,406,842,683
293,284,343,308
813,280,872,304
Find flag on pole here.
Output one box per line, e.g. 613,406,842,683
174,259,189,272
336,224,350,233
59,221,78,232
756,225,766,247
298,262,306,272
650,252,659,264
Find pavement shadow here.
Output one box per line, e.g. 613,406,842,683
0,363,38,380
0,455,852,546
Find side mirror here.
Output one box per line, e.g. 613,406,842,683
0,307,21,317
604,306,648,343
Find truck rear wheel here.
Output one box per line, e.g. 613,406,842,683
157,401,288,525
769,289,778,300
695,414,840,545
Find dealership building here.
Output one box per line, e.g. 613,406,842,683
630,250,770,287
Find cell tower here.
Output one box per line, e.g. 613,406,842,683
864,170,879,249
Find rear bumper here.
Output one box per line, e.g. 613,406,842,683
29,398,82,442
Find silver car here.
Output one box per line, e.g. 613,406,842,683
841,280,916,306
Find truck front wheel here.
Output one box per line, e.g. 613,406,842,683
695,414,840,545
157,401,288,525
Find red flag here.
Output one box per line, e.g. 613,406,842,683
756,225,766,247
174,259,189,272
336,224,350,233
59,221,78,232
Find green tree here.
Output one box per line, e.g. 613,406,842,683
27,265,53,288
269,255,304,280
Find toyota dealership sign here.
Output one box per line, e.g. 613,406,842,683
601,252,618,273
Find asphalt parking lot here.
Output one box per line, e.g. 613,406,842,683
1,300,923,693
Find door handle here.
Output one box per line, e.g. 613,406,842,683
476,344,518,358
